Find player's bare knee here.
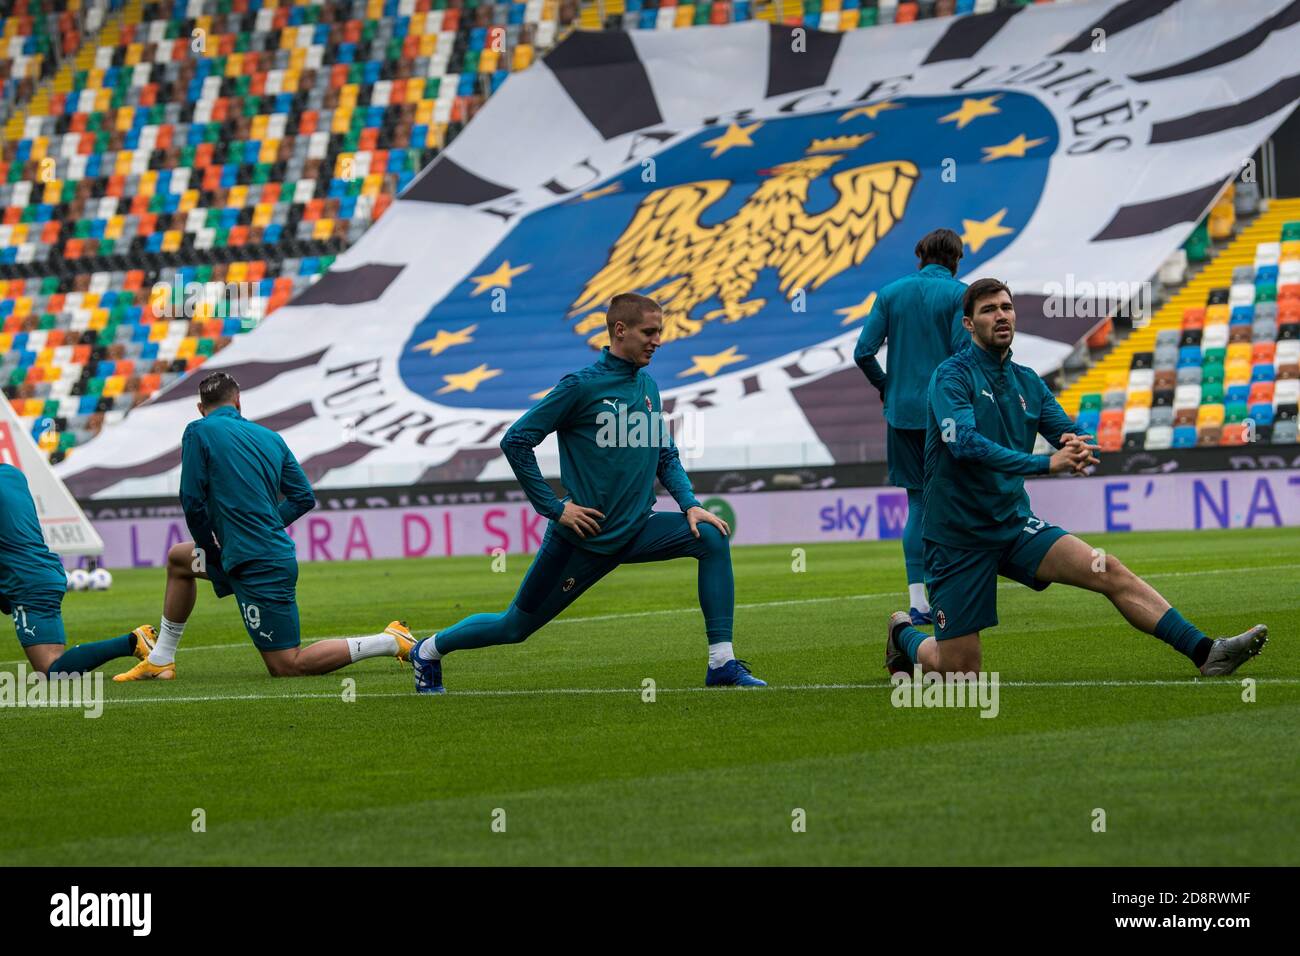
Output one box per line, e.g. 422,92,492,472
167,543,196,576
263,656,301,677
1101,555,1137,596
935,636,980,675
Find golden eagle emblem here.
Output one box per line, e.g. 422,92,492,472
569,141,919,346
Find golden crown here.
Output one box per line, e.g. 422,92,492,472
807,134,873,153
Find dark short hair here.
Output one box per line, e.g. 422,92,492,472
198,371,240,408
606,292,662,335
915,228,963,273
963,278,1013,317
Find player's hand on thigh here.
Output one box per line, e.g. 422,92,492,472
558,502,604,539
686,504,729,537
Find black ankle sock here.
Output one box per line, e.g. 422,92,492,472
1191,637,1213,668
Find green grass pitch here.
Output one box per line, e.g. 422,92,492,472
2,527,1296,866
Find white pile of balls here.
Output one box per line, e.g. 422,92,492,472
66,567,113,591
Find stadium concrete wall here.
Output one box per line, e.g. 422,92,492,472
84,469,1300,569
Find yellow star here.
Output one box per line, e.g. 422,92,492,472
701,121,763,158
529,387,552,400
436,363,503,394
412,324,478,356
961,209,1015,254
981,133,1048,162
836,292,877,326
839,101,902,122
574,183,621,202
677,345,748,378
938,95,1002,130
468,260,530,296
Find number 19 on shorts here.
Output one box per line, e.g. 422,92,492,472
241,602,264,637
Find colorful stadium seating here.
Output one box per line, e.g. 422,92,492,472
5,0,1294,465
1063,202,1300,450
1,0,574,461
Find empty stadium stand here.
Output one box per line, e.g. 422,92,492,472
582,0,1021,32
1059,197,1300,451
2,0,1297,472
1,0,571,462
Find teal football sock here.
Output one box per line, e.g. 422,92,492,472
1154,607,1213,665
46,633,136,676
903,489,925,585
899,625,928,666
433,606,536,654
697,540,734,643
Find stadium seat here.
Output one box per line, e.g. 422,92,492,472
1174,383,1201,409
1144,423,1173,450
1123,406,1150,432
1276,379,1300,406
1220,422,1248,445
1249,403,1275,426
1256,242,1282,267
1235,181,1261,217
1159,250,1188,286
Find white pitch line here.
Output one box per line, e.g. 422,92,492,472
88,677,1300,706
0,588,910,664
3,560,1295,667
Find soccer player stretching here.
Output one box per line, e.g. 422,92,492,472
854,228,969,624
114,372,413,680
1,463,154,675
410,292,764,694
885,279,1267,678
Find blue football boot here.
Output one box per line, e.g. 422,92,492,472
705,658,767,687
411,637,446,695
909,607,933,626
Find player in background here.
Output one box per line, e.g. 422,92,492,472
854,228,969,625
113,372,414,680
410,292,764,694
885,279,1268,677
0,463,155,675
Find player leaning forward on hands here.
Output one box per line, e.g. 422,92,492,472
885,278,1268,679
410,292,765,694
114,371,414,680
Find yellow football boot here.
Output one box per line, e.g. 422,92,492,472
386,620,416,662
131,624,157,660
113,626,176,681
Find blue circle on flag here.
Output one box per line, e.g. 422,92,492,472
400,91,1056,408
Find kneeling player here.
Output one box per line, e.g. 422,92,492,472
114,372,412,680
410,293,764,694
885,279,1267,678
1,463,154,676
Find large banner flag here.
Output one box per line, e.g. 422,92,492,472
1,394,104,555
58,0,1300,498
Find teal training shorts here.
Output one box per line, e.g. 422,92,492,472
924,516,1068,640
886,425,926,491
227,559,301,651
5,588,67,647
